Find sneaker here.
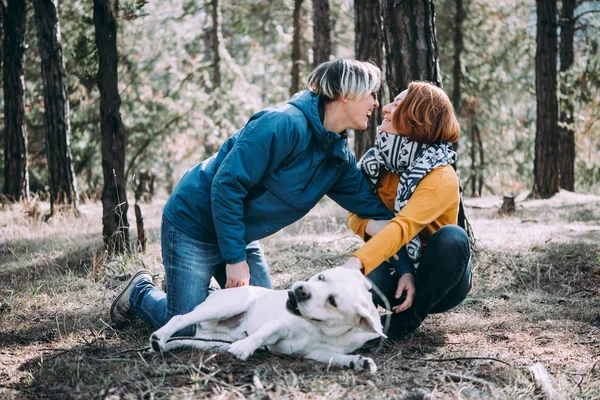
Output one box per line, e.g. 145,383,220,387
110,269,153,328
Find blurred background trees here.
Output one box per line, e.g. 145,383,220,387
1,0,599,207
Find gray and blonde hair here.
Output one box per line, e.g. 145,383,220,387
307,59,382,101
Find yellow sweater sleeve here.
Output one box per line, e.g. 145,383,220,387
347,212,370,241
352,166,459,275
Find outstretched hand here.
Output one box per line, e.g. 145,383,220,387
225,261,250,288
392,273,416,313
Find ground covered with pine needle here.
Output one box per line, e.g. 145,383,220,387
1,191,599,399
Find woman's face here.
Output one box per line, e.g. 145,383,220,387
344,92,380,131
379,90,408,135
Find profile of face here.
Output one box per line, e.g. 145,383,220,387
343,92,380,131
378,89,408,135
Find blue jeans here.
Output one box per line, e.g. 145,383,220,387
367,225,471,338
130,218,272,335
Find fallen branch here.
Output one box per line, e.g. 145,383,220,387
528,362,566,400
403,355,512,367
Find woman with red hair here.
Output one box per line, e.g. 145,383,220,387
343,81,471,340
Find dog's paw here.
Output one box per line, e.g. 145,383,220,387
227,339,255,360
348,356,377,374
149,332,166,352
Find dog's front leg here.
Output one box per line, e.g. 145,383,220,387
227,321,288,360
150,313,197,352
304,350,377,374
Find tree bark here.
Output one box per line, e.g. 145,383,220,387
452,0,464,113
33,0,79,215
3,0,29,202
312,0,331,67
382,0,473,243
533,0,560,198
354,0,383,160
210,0,221,89
93,0,130,254
558,0,575,192
290,0,304,96
382,0,442,97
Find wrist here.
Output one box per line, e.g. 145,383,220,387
343,257,364,271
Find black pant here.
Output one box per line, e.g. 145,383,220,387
367,225,471,337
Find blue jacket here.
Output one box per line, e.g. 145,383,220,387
163,90,395,264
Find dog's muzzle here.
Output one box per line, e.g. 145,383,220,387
286,290,302,316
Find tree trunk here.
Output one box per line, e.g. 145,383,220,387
382,0,473,243
290,0,304,96
93,0,130,254
211,0,221,89
533,0,560,199
452,0,464,113
3,0,29,202
558,0,575,192
354,0,383,160
312,0,331,67
33,0,79,215
381,0,442,97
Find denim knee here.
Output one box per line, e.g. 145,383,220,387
429,225,470,260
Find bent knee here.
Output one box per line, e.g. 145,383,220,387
432,225,469,253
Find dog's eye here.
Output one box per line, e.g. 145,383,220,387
318,274,325,281
328,295,337,308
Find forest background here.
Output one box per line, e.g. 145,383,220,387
1,0,599,208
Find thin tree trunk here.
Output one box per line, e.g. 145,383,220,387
33,0,79,215
558,0,575,191
533,0,560,198
312,0,331,67
211,0,221,89
476,122,484,196
354,0,383,159
3,0,29,202
93,0,130,253
290,0,304,96
382,0,442,96
1,2,4,78
450,0,465,160
452,0,463,113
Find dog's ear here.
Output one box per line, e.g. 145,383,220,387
348,269,372,291
357,305,386,338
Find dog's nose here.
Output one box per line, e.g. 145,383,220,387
294,284,311,301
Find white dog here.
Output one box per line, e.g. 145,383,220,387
149,267,386,373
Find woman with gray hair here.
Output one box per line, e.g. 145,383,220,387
110,59,398,336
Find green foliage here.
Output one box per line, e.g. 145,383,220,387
435,0,600,194
2,0,598,198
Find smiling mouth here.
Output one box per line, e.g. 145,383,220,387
366,110,373,117
286,291,302,316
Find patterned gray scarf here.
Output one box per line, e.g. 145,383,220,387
358,130,457,267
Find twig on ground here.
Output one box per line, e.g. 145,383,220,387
528,362,566,400
403,355,512,367
445,372,492,387
188,364,246,398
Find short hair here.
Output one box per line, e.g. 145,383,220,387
307,59,382,101
392,81,461,144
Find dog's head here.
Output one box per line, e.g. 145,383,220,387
286,267,386,339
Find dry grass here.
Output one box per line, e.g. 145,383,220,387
1,192,599,399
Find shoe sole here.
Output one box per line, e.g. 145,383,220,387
110,269,152,327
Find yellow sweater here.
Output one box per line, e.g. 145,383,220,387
348,164,460,275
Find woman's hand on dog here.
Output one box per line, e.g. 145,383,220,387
392,273,415,313
226,261,250,288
